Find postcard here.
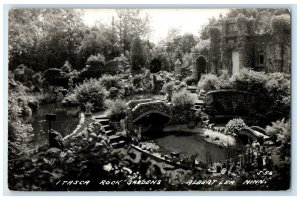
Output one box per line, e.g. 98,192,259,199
8,7,291,191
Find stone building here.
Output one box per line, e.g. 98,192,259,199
192,16,291,81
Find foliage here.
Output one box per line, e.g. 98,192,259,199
8,81,34,162
130,37,147,71
181,33,196,53
184,76,195,86
208,26,221,42
237,13,249,34
229,68,268,94
99,74,123,90
225,118,247,135
181,53,192,68
161,81,175,101
265,118,290,143
44,68,70,88
116,9,151,52
77,26,120,67
197,74,219,91
198,69,290,124
264,73,290,120
196,70,232,91
62,93,79,107
86,54,105,66
79,54,106,80
9,9,86,71
270,14,291,34
73,79,107,110
171,90,195,110
105,99,127,121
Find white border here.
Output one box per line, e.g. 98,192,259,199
1,0,299,199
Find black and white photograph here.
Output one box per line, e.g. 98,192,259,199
7,7,292,192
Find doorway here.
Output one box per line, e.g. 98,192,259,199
196,56,206,81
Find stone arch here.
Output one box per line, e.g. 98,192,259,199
196,56,206,81
126,100,172,133
132,110,170,124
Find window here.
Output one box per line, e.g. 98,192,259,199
259,54,264,65
257,52,265,66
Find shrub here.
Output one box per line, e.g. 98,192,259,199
8,91,34,160
197,74,219,91
184,76,195,86
86,53,105,66
44,68,70,88
265,118,290,143
62,93,79,106
99,74,123,90
105,99,127,121
172,89,195,110
229,68,268,94
73,79,107,110
218,69,233,89
225,118,247,135
80,54,106,80
161,81,175,101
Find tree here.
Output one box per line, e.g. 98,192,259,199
9,9,86,71
9,9,42,70
130,37,147,71
115,9,151,53
181,33,196,53
77,27,110,68
35,9,86,69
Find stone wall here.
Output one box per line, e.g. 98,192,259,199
205,89,266,120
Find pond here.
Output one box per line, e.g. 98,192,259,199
153,132,236,165
24,103,80,148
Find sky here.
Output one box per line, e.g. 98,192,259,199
82,9,229,43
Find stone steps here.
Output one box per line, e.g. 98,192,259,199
109,135,123,142
187,86,197,93
101,124,111,130
105,130,114,136
111,140,126,148
95,118,110,125
194,99,205,110
93,114,109,120
93,114,127,148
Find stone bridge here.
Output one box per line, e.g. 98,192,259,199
238,127,269,145
126,99,172,132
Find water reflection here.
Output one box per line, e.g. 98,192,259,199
24,103,80,148
153,132,233,165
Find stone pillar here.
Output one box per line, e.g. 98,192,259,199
273,44,283,72
192,60,198,81
208,26,221,74
191,48,199,81
238,36,247,69
174,59,182,76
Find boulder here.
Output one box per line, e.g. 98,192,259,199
44,68,69,88
90,132,97,139
27,99,39,111
46,147,62,155
49,130,65,149
94,142,104,151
